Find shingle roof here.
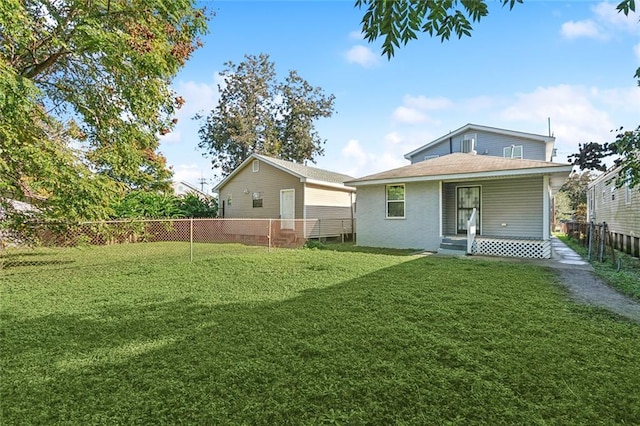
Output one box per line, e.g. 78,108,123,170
347,153,572,185
253,154,354,184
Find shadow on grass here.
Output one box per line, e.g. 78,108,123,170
304,241,419,256
2,257,640,425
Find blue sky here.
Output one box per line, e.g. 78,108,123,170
160,0,640,194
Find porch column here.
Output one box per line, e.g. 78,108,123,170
543,175,550,240
439,181,443,237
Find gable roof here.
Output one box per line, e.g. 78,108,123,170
172,181,210,198
346,153,572,186
404,123,556,160
214,153,356,191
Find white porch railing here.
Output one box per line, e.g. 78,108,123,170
467,208,477,254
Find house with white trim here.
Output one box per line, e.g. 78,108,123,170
346,124,572,258
213,153,356,239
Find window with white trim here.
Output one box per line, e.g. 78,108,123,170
252,192,263,208
386,184,405,218
625,170,632,205
611,186,616,201
503,145,523,159
461,134,476,153
252,160,259,172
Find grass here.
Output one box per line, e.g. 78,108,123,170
557,234,640,300
2,243,640,424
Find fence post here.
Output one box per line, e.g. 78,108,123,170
268,219,271,252
587,221,594,261
190,218,193,262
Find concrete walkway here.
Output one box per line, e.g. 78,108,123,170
549,236,640,324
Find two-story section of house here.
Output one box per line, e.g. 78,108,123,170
347,124,571,259
404,123,556,163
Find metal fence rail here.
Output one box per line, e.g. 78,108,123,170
1,218,355,268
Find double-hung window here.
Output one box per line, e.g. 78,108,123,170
386,184,405,218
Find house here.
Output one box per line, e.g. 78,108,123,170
346,124,572,259
587,167,640,257
172,180,210,198
404,123,557,162
213,153,356,239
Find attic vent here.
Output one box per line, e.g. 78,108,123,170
252,160,259,172
461,134,476,153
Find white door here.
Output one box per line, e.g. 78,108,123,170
280,189,295,229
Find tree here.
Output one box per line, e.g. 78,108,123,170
197,53,335,177
0,0,208,222
570,126,640,189
557,171,591,221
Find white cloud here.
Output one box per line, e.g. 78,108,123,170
348,30,364,40
392,106,428,124
592,1,639,33
384,132,402,145
172,163,203,183
560,1,639,39
403,95,454,111
500,84,620,162
341,139,408,177
344,45,379,67
560,20,605,39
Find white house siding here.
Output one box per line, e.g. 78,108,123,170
588,173,640,255
410,131,548,163
218,161,303,219
443,176,544,238
355,181,440,250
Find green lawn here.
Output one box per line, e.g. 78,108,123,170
1,243,639,425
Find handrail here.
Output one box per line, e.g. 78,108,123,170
467,208,477,254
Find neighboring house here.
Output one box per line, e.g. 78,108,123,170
346,125,572,259
172,180,210,198
213,153,356,238
587,167,640,257
405,123,557,163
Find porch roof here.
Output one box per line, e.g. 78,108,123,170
346,153,573,186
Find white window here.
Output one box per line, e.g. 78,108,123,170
252,160,259,172
503,145,523,159
461,134,476,153
625,170,632,205
424,155,439,161
227,194,232,206
386,184,405,218
611,186,615,201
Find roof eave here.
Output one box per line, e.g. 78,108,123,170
347,164,573,187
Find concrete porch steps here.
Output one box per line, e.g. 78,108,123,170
438,236,467,255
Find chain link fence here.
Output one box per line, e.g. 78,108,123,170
1,218,355,270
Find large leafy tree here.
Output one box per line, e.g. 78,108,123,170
197,53,335,177
0,0,208,222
